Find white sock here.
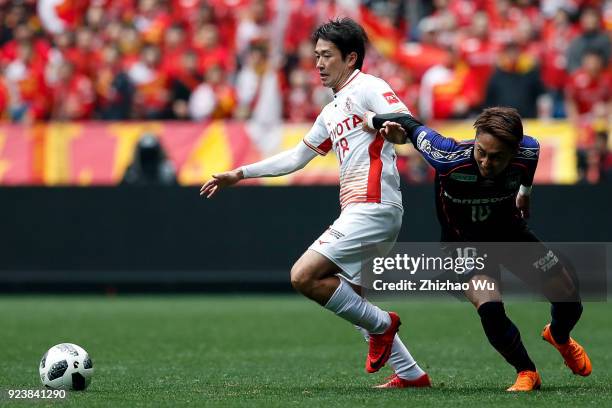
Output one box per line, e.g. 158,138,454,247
356,326,426,380
324,278,391,334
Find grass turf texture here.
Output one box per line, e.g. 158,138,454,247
1,296,610,407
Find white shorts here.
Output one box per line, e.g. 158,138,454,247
309,203,403,286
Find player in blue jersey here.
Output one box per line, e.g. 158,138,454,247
363,107,591,391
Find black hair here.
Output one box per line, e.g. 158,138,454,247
473,107,524,149
312,18,368,70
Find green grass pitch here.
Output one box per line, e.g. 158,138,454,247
1,295,611,407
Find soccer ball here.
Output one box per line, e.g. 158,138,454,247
39,343,94,390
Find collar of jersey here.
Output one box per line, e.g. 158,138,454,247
333,69,360,95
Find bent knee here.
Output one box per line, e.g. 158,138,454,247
290,262,313,292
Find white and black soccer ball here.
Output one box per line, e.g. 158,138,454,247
39,343,94,390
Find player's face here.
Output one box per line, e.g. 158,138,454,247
474,132,515,178
314,39,356,90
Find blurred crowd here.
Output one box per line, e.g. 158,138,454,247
0,0,610,182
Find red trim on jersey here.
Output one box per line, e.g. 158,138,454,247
318,138,333,154
366,133,384,202
512,162,528,170
303,139,330,156
334,70,360,94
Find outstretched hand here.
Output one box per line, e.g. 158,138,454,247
200,169,243,198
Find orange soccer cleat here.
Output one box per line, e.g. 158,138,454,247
506,370,542,392
542,324,592,376
375,373,432,389
365,312,401,373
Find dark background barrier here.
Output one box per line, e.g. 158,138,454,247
1,185,610,292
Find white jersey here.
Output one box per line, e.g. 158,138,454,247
303,70,409,210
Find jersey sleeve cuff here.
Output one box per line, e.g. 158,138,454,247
303,139,326,156
241,166,252,179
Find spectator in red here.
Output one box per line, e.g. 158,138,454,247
541,7,580,117
431,0,487,28
457,11,499,106
565,50,612,144
425,6,459,48
184,2,216,35
84,4,107,34
419,46,480,120
513,0,543,28
188,64,237,121
284,67,318,123
45,31,76,75
487,0,541,46
283,0,316,55
133,0,171,45
170,0,202,27
393,14,450,80
4,41,50,122
392,68,420,117
71,27,98,78
513,16,543,60
117,25,142,69
187,2,236,50
127,44,169,119
235,0,270,61
49,61,95,120
192,23,233,74
160,23,188,80
566,7,611,72
1,24,50,67
100,19,123,45
0,75,9,119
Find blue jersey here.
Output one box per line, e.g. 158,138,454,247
408,125,539,241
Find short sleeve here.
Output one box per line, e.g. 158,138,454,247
361,77,410,115
303,114,332,156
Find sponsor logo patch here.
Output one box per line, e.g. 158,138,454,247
383,91,400,105
533,250,559,272
450,172,477,182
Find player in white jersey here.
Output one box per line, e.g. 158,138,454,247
200,18,430,388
